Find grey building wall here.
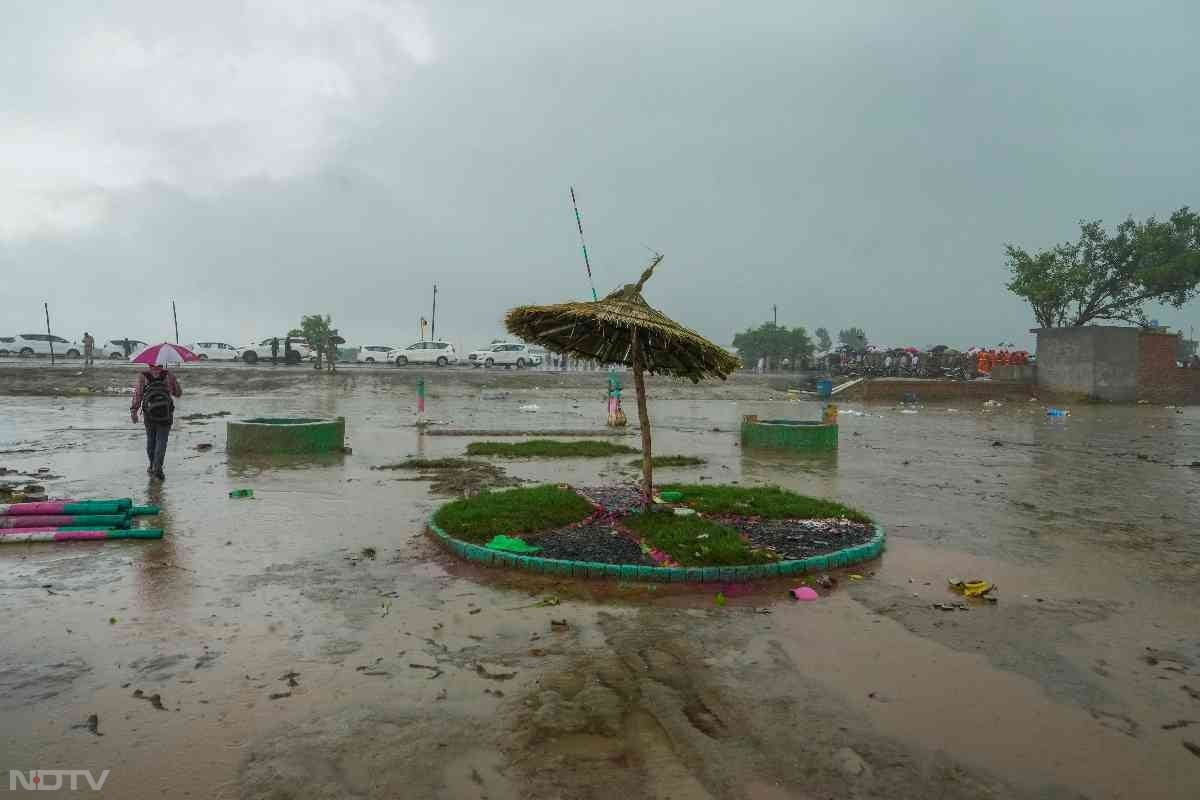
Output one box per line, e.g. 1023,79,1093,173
1035,326,1140,402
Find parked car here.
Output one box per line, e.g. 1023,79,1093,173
357,345,398,363
467,342,543,369
11,333,82,358
0,336,15,356
238,337,310,364
388,340,458,367
188,341,241,361
98,338,149,359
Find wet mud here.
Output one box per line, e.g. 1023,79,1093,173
1,366,1198,798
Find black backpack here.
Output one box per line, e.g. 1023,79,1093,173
141,373,174,424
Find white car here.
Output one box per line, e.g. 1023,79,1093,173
0,336,16,356
468,342,543,369
357,345,398,364
188,341,241,361
11,333,83,358
388,340,458,367
98,338,149,359
238,337,311,364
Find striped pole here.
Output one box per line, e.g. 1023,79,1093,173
0,529,162,543
0,499,131,516
0,515,130,529
570,187,599,302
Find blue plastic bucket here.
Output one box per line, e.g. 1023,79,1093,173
816,379,833,399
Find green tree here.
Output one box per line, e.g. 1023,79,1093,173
299,314,334,370
838,327,868,350
814,327,832,352
733,323,814,371
1006,208,1200,328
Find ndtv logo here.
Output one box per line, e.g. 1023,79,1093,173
9,771,110,791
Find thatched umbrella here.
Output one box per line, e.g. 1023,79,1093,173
505,255,741,501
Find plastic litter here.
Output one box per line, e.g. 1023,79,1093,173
790,586,819,601
1046,408,1070,417
484,534,541,554
659,490,683,502
673,507,696,517
948,578,997,599
518,404,539,413
229,488,254,498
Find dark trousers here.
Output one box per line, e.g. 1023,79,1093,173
144,422,172,471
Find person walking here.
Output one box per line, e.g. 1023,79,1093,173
131,364,182,481
271,336,280,366
82,332,95,367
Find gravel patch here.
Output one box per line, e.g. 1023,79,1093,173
526,522,655,566
733,518,876,560
580,485,643,516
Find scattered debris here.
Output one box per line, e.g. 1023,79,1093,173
131,690,166,710
409,664,444,679
268,691,292,700
475,663,517,681
550,619,570,631
194,443,213,451
361,546,377,560
179,411,231,421
280,671,300,687
948,578,997,600
1162,720,1198,730
1184,741,1200,759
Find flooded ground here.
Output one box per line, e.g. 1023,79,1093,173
2,365,1199,799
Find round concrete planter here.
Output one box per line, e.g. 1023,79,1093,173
428,517,884,583
226,417,346,455
741,416,838,451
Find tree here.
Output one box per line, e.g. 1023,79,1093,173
815,327,832,352
732,323,814,371
838,327,868,350
1006,207,1200,328
299,314,334,370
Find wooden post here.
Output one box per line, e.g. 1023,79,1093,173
44,302,55,366
631,334,653,505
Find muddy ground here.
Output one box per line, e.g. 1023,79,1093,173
1,363,1199,799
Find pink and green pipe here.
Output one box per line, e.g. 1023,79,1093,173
0,515,130,529
0,499,157,516
0,528,162,543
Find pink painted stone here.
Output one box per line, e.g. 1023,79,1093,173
790,586,819,601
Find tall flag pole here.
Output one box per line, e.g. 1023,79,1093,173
570,187,598,301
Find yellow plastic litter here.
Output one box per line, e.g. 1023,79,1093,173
848,574,864,581
948,578,995,598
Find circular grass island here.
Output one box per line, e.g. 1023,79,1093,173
428,484,883,583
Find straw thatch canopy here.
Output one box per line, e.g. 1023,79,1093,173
505,254,738,504
504,255,740,383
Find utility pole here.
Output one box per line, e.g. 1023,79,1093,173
773,304,777,326
172,300,180,343
431,284,438,341
44,302,55,365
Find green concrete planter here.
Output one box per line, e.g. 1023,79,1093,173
226,417,346,455
741,415,838,451
427,516,884,583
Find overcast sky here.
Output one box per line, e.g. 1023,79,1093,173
2,0,1198,352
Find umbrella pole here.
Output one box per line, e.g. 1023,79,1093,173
631,336,653,506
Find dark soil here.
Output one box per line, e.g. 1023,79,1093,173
525,523,655,566
733,518,876,560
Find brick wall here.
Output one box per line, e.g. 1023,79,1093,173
1137,332,1200,404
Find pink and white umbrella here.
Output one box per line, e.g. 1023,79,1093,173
129,342,200,366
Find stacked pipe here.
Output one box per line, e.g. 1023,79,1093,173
0,498,162,543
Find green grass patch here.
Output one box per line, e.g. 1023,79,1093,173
628,455,707,468
432,485,594,543
661,484,872,523
467,440,639,458
624,513,771,566
372,458,471,470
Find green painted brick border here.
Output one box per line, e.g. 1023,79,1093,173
428,516,885,584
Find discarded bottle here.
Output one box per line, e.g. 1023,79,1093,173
229,488,254,498
1046,408,1069,417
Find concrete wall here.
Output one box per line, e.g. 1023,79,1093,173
991,364,1037,383
1035,326,1140,402
853,378,1037,403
